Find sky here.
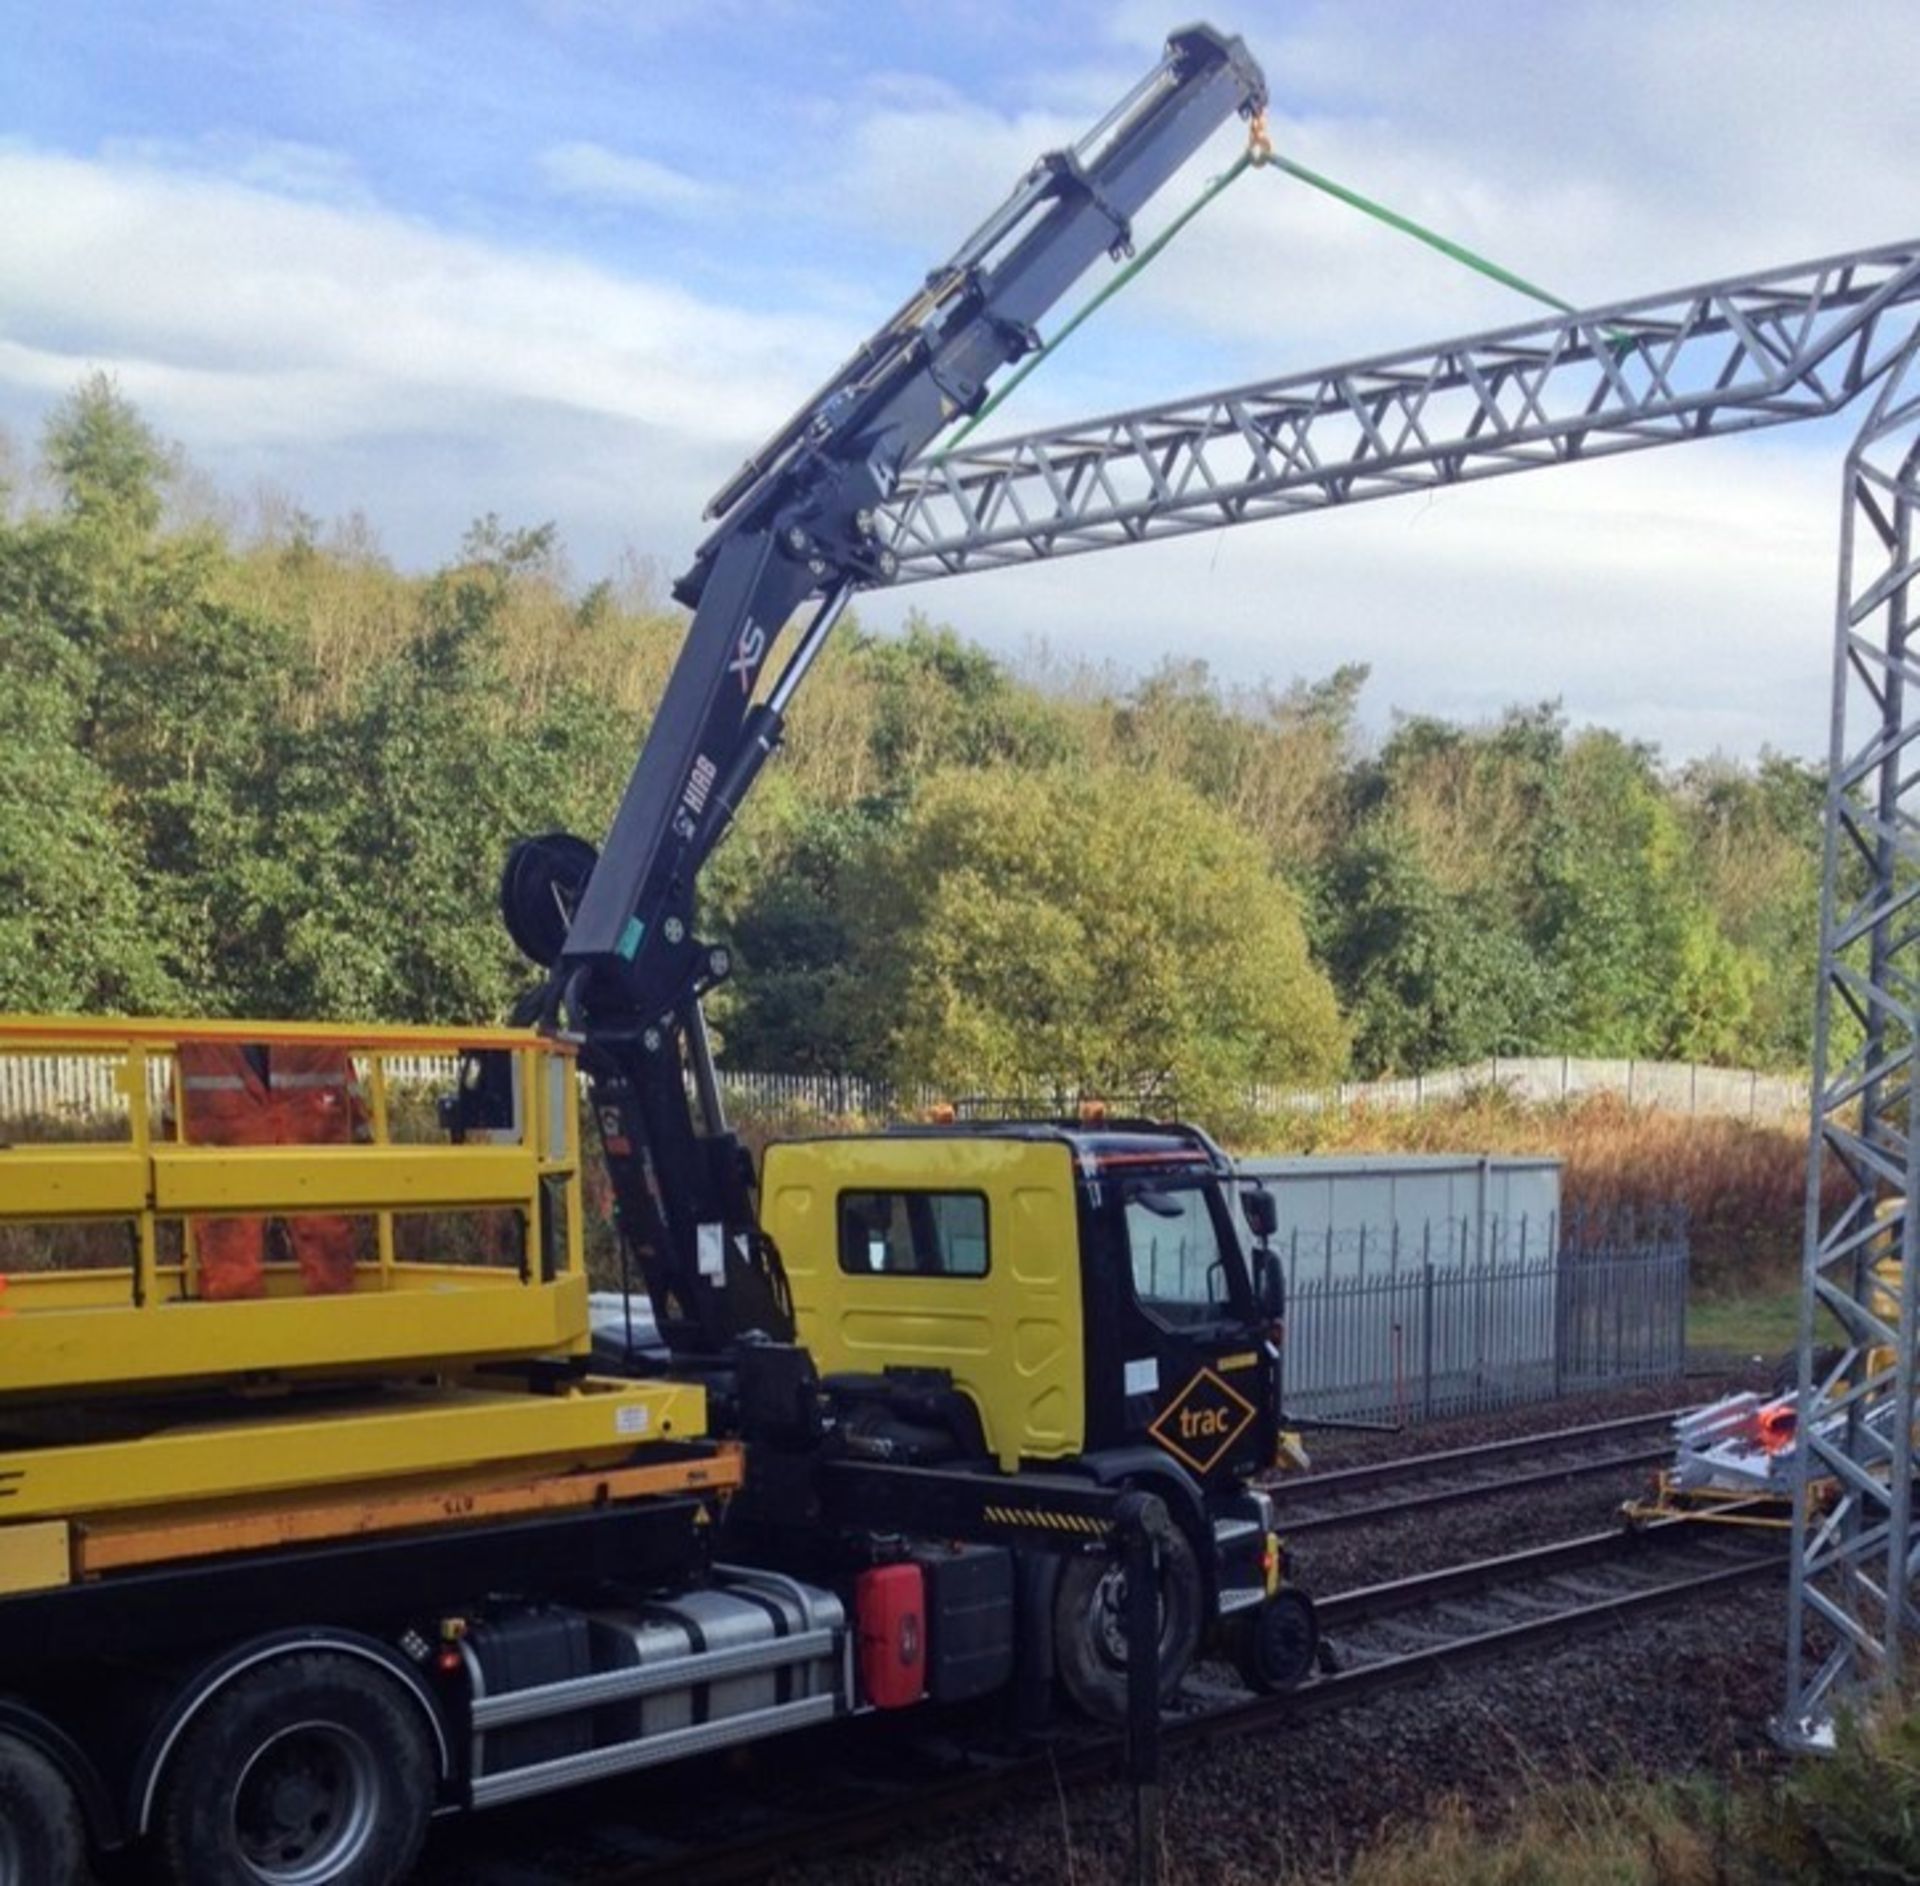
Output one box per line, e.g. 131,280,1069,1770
4,0,1917,761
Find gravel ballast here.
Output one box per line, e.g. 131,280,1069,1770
771,1374,1789,1886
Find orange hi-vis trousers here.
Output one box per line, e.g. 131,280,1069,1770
175,1041,363,1300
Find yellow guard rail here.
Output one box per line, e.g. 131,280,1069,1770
0,1014,594,1398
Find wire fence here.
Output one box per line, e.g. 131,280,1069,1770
1250,1056,1809,1124
1278,1208,1690,1425
0,1050,1807,1129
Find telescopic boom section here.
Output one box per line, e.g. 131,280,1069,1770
510,25,1266,1358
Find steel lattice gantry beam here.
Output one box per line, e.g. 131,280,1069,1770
1785,330,1920,1743
878,242,1920,582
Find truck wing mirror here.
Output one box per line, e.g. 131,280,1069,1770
1242,1184,1278,1243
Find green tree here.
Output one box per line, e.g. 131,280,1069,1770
250,554,628,1023
1677,753,1822,1066
1321,819,1555,1074
1535,730,1753,1057
704,780,882,1070
41,372,172,535
858,617,1076,794
845,765,1345,1112
0,611,176,1012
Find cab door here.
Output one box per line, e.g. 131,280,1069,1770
761,1136,1086,1469
1094,1171,1274,1491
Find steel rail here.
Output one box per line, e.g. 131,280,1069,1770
1274,1405,1690,1500
1267,1406,1689,1534
1187,1543,1782,1745
1313,1506,1768,1627
561,1521,1780,1886
1280,1443,1673,1535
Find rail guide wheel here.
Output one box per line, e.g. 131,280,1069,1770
1234,1588,1320,1694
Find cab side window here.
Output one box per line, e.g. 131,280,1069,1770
1123,1180,1235,1327
838,1190,990,1277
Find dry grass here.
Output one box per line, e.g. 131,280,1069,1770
1252,1685,1920,1886
1242,1088,1827,1296
1310,1786,1726,1886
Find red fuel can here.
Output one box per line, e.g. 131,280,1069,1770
855,1562,926,1709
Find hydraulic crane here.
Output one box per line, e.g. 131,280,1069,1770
498,22,1269,1363
509,205,1920,1742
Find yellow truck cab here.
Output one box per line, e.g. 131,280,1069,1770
762,1117,1303,1718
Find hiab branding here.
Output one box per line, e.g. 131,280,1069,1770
1149,1367,1255,1475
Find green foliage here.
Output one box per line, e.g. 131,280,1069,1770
249,571,624,1022
0,378,1831,1097
0,609,175,1012
704,782,880,1071
42,372,172,535
1765,1696,1920,1882
1321,819,1553,1072
857,616,1077,792
843,765,1346,1115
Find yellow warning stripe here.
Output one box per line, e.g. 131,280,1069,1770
980,1504,1111,1537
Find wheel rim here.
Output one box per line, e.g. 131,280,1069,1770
1088,1562,1173,1670
231,1720,382,1885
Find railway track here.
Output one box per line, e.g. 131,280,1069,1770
1263,1406,1688,1535
433,1503,1777,1886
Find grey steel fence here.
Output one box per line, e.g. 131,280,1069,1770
1279,1210,1689,1426
0,1054,1806,1127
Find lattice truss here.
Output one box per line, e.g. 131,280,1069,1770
1786,330,1920,1741
879,244,1920,582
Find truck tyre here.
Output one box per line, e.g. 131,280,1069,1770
0,1734,85,1886
153,1652,433,1886
1053,1525,1201,1724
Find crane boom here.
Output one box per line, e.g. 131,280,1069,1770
878,240,1920,580
504,24,1268,1361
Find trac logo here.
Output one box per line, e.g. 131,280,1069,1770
1149,1367,1256,1476
729,619,767,695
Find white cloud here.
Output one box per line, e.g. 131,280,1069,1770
0,145,847,562
537,140,723,214
101,133,372,206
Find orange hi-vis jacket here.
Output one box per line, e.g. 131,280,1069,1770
174,1040,365,1301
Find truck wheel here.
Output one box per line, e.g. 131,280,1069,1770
154,1653,433,1886
0,1734,85,1886
1232,1589,1319,1694
1053,1525,1201,1725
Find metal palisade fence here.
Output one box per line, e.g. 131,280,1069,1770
0,1053,1806,1128
1278,1208,1690,1425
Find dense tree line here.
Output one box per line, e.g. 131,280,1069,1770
0,380,1825,1108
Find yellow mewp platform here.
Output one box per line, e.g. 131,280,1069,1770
0,1376,708,1523
0,1014,601,1397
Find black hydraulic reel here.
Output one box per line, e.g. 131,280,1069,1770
501,831,600,969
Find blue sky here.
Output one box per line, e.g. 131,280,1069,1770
4,1,1917,758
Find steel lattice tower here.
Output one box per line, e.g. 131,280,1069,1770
1784,333,1920,1741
